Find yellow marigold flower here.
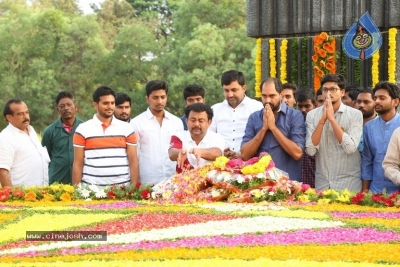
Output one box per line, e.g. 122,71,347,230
24,191,37,202
337,194,350,203
42,194,55,202
213,156,230,170
50,184,60,192
61,185,74,193
60,192,72,202
341,189,351,197
298,195,310,202
305,188,316,195
322,189,339,197
318,198,331,204
250,189,262,199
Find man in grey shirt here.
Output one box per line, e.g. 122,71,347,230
305,74,363,192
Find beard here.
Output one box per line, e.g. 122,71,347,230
263,102,280,112
360,109,375,118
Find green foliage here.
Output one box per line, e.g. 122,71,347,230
0,0,255,130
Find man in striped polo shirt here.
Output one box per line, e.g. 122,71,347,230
72,86,139,186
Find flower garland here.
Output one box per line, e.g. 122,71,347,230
269,39,277,77
312,32,336,90
371,50,380,86
388,27,397,83
279,39,288,83
254,38,262,98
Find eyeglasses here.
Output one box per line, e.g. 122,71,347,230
322,87,340,93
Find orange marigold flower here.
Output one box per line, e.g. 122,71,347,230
313,65,321,71
314,34,325,45
317,69,325,78
320,60,326,68
314,76,321,90
313,46,320,53
318,49,327,58
312,54,319,62
327,56,335,62
323,43,335,53
24,191,37,202
60,192,71,202
326,62,336,70
320,32,328,41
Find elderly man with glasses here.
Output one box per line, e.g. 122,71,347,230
305,74,363,192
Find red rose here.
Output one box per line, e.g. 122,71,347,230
141,189,150,199
107,191,117,199
135,182,142,189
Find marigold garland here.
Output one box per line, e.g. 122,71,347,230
280,39,288,83
388,28,397,83
269,39,277,77
371,50,380,86
312,32,336,90
254,38,262,98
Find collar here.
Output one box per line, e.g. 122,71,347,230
145,108,171,120
55,117,77,128
92,114,118,126
8,123,34,135
222,95,252,109
187,130,211,145
278,101,287,114
336,102,346,114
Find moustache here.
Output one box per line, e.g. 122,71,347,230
23,119,29,123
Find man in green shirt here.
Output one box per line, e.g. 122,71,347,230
42,92,83,184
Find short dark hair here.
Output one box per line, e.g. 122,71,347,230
3,98,23,118
260,77,283,93
221,70,245,86
184,103,214,121
373,81,400,100
321,74,347,89
296,88,316,105
345,85,362,101
115,93,131,106
357,87,374,98
316,88,323,96
93,86,116,103
145,80,168,97
55,91,75,105
183,84,205,100
282,83,298,94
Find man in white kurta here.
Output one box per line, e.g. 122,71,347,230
0,99,49,187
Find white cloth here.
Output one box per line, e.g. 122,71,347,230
305,104,363,191
383,128,400,185
0,124,49,186
209,96,263,152
131,108,183,185
173,130,225,168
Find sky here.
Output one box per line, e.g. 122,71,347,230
77,0,104,14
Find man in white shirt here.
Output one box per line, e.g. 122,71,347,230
0,98,50,187
131,80,183,185
306,74,363,192
169,103,225,173
209,70,263,158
